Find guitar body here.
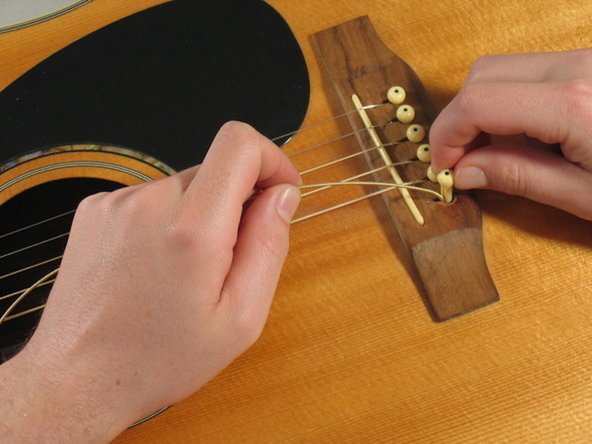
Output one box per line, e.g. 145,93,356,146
1,1,592,441
0,0,309,361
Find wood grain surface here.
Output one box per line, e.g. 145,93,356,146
1,1,592,442
310,17,499,321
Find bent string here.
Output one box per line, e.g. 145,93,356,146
0,94,447,321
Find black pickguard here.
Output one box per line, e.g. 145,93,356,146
0,0,310,169
0,0,309,362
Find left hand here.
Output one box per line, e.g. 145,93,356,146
0,121,301,442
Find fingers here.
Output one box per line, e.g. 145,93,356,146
191,121,300,196
454,144,592,220
218,184,301,346
430,81,573,171
170,164,201,191
181,122,300,248
431,49,592,173
465,51,564,84
466,49,592,84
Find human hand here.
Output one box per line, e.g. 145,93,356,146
429,49,592,220
0,122,301,442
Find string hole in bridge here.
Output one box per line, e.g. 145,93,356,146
431,196,457,204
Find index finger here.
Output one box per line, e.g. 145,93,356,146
429,81,569,172
181,121,300,244
465,49,592,84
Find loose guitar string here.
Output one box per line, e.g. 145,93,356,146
0,255,62,281
0,269,58,325
0,96,410,243
1,279,55,302
0,110,400,245
0,177,433,321
0,178,436,319
0,209,75,240
0,176,437,321
0,159,414,285
0,149,437,289
0,133,432,258
0,232,70,261
0,102,441,318
285,120,395,158
270,102,385,143
300,163,411,197
0,170,435,271
0,145,435,268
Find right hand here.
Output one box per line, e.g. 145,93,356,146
429,49,592,221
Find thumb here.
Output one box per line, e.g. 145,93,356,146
219,184,300,345
454,144,592,220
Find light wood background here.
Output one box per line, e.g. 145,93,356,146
1,1,592,442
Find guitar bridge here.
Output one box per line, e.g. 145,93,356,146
310,17,499,321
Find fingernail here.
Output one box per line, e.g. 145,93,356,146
455,166,487,189
276,185,301,223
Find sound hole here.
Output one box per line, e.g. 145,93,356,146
0,178,123,363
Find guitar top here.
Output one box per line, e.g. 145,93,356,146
1,0,592,442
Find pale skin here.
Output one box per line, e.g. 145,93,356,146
430,49,592,221
0,121,302,442
1,50,591,442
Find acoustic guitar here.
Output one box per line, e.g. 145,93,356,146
1,1,591,442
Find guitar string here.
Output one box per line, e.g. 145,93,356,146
285,120,398,159
0,159,425,287
293,180,439,223
0,255,62,281
1,278,56,302
0,178,441,287
301,163,413,197
0,141,434,286
0,167,438,271
0,134,423,243
270,102,388,143
299,142,407,175
1,301,45,322
0,177,442,321
0,269,58,325
0,232,70,261
0,100,435,320
0,132,387,241
0,101,412,242
1,188,449,319
0,210,75,240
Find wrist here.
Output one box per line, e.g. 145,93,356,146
0,344,132,442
